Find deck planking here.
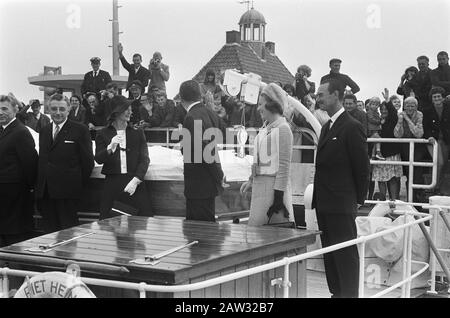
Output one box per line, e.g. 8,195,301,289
0,216,318,285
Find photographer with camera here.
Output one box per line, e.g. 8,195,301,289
148,51,170,98
397,66,418,100
293,65,316,102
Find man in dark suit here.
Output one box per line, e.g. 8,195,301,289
17,99,51,133
118,43,150,97
36,94,94,233
0,95,38,247
178,80,225,222
320,58,360,95
81,57,112,100
312,79,369,298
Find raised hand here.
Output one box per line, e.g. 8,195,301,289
382,88,389,102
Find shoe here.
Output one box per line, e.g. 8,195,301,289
372,192,386,201
375,152,385,160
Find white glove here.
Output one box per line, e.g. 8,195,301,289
107,135,122,153
124,177,141,196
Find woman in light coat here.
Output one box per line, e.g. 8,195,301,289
240,83,295,226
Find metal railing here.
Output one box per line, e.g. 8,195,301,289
367,137,438,202
0,206,433,298
428,205,450,295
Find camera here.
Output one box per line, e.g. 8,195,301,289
151,58,160,66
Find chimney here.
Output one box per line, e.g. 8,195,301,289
265,41,275,54
226,30,241,44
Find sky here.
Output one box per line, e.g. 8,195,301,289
1,0,449,103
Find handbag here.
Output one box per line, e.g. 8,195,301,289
264,213,296,229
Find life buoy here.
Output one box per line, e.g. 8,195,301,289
14,271,96,298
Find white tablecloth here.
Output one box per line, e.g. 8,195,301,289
91,145,253,182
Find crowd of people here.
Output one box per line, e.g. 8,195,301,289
283,52,450,201
6,48,450,204
1,46,449,298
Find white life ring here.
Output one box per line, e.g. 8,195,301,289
14,271,96,298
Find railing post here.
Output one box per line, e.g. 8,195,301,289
139,282,147,298
408,141,414,203
405,221,413,298
358,242,366,298
401,214,409,298
282,258,291,298
1,268,9,298
431,139,438,188
429,209,438,294
166,128,170,148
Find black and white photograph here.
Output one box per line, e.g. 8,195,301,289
0,0,450,303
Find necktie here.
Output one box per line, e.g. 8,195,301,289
323,119,332,136
53,124,60,141
94,71,97,77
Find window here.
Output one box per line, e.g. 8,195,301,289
253,24,260,41
245,24,251,41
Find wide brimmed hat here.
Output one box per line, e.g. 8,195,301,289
107,95,131,121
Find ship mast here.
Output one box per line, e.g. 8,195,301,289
111,0,120,76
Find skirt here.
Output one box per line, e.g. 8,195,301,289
372,153,403,182
247,175,295,226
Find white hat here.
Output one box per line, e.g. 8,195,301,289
261,83,288,112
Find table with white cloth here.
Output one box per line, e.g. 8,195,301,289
81,145,254,218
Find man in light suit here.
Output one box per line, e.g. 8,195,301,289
179,80,225,222
312,78,369,298
0,95,38,247
36,94,94,233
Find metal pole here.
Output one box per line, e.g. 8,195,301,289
1,269,9,298
358,242,366,298
414,215,450,281
401,215,409,297
408,141,414,203
406,225,413,297
112,0,120,76
429,209,438,294
439,210,450,232
139,282,147,298
282,258,290,298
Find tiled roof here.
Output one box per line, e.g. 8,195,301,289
193,42,294,86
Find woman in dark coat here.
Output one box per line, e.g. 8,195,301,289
95,95,152,219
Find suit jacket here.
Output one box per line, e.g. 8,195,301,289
69,106,87,125
120,56,150,91
36,120,94,199
320,72,360,94
312,110,369,214
81,69,112,95
0,119,38,234
0,119,38,187
422,101,450,144
173,104,187,126
155,100,176,127
24,112,51,133
183,103,225,199
94,125,149,181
